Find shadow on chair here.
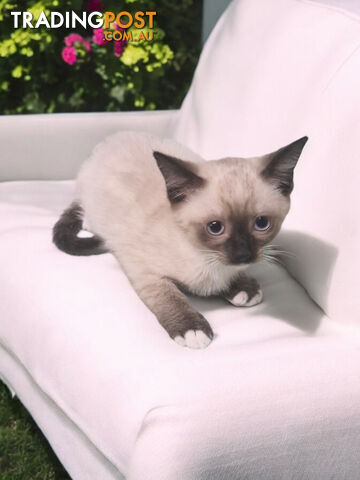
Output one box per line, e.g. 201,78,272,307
188,230,338,335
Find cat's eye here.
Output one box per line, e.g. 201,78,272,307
206,221,225,236
254,216,271,231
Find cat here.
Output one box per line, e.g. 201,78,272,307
53,132,308,349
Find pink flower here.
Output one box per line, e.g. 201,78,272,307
114,42,125,57
113,23,127,57
65,33,82,46
81,38,91,53
114,22,126,32
62,46,77,65
87,0,104,12
93,28,108,46
65,33,91,52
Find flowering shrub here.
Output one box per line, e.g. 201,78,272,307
0,0,202,114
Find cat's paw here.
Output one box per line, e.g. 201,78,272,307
171,314,214,349
174,330,212,349
228,288,263,307
225,276,263,308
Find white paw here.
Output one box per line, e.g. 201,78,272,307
246,290,263,306
174,330,212,349
231,291,248,306
230,289,263,307
77,229,94,238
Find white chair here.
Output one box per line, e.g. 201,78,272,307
1,1,360,478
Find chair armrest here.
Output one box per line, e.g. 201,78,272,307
0,110,179,181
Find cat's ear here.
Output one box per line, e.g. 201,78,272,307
261,136,308,195
153,151,205,204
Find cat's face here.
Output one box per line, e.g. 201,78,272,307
154,137,307,266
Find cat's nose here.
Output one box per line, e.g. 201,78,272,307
224,233,255,264
232,251,252,264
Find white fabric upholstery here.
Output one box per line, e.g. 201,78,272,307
0,346,125,480
1,181,360,480
173,0,360,324
0,110,178,182
1,1,360,478
311,0,360,15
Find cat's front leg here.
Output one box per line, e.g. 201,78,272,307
224,274,263,307
133,276,214,349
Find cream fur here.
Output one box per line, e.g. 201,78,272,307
76,132,249,296
72,131,299,348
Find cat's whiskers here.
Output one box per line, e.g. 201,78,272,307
198,249,225,264
263,244,296,259
261,244,297,268
261,253,284,267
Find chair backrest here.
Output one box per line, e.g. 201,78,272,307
173,0,360,324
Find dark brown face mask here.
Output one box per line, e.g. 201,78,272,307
153,136,308,265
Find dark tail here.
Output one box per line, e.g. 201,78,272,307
53,202,107,256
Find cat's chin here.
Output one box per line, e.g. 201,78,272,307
227,254,265,268
224,262,250,271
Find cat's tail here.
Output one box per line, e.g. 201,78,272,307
53,202,107,256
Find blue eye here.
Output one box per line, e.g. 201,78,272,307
254,216,270,231
207,221,225,236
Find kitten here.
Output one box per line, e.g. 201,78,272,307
53,132,308,349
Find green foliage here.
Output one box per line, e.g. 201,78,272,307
0,381,70,479
0,0,202,113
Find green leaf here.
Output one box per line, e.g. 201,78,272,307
11,65,22,78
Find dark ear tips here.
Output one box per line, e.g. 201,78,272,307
261,136,309,196
298,136,309,144
153,150,204,204
279,136,309,157
292,136,309,150
153,151,166,163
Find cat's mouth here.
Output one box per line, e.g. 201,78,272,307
219,252,260,267
201,248,260,267
223,247,261,266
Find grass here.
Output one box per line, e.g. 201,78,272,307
0,380,71,480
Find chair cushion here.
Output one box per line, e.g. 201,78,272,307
172,0,360,324
1,180,360,479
